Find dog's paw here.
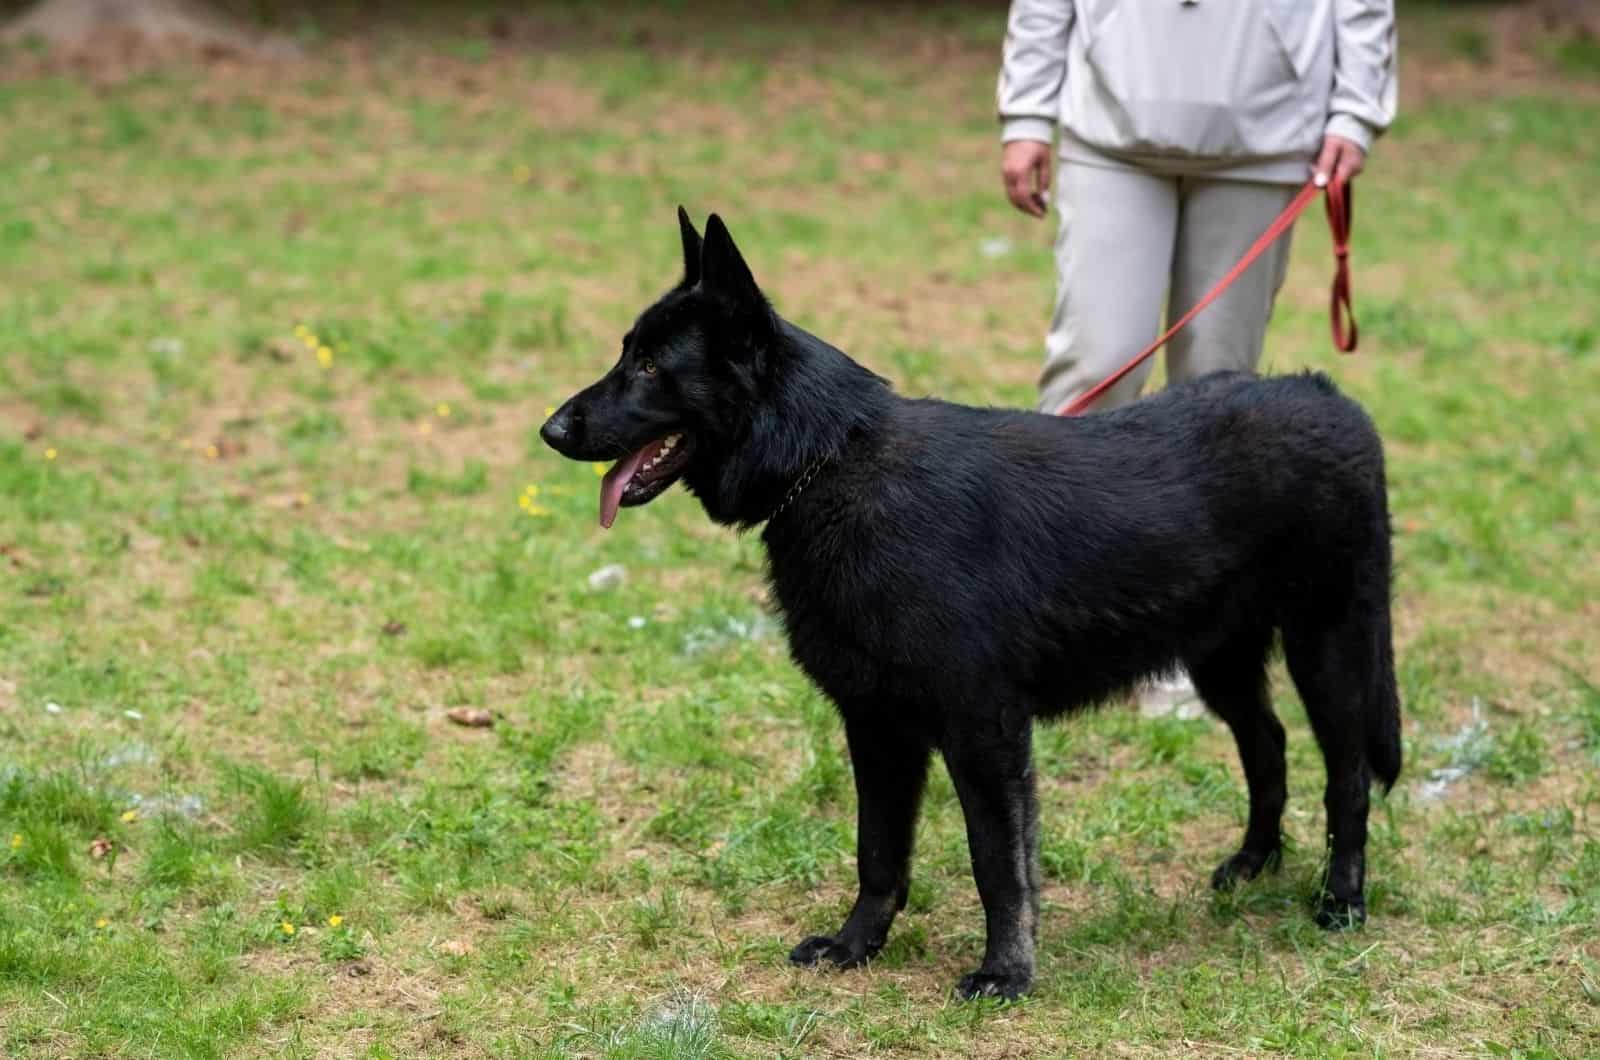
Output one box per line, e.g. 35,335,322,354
955,968,1032,1001
1314,893,1367,930
1210,846,1281,890
788,934,873,970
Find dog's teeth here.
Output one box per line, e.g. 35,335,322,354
665,434,680,447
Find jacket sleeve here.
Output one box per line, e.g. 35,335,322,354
1325,0,1398,153
996,0,1075,144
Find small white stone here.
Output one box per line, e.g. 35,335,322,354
979,236,1014,259
44,701,63,715
123,709,144,721
587,564,627,591
627,616,647,630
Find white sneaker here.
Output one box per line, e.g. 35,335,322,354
1138,671,1206,720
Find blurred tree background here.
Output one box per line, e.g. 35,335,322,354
3,0,1598,56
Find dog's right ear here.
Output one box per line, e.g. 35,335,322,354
676,206,702,288
699,213,764,309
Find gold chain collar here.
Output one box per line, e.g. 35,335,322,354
765,455,829,525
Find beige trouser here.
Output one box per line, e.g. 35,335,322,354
1037,159,1300,414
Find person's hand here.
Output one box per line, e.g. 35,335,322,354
1001,140,1053,218
1313,134,1365,188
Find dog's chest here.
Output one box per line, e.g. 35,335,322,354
762,533,889,701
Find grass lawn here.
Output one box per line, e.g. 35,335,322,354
1,3,1597,1057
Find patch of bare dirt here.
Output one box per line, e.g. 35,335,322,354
553,739,645,832
5,0,298,58
241,940,457,1059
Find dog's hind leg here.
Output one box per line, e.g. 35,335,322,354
790,714,930,971
1188,625,1285,890
942,718,1039,1001
1283,607,1380,929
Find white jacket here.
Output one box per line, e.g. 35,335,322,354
998,0,1397,179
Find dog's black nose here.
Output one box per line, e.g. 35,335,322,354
540,407,571,451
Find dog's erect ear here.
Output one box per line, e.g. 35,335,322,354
700,213,763,308
676,205,702,288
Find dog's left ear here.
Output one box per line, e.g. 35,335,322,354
676,205,702,288
700,214,765,310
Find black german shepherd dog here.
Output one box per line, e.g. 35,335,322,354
541,210,1401,1000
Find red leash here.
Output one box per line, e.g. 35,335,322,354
1056,178,1358,417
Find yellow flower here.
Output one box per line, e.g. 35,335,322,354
523,484,539,498
518,495,533,511
302,335,319,351
543,405,556,417
436,403,451,418
317,346,333,368
44,448,57,461
327,915,343,928
419,421,434,436
591,462,606,477
281,922,296,936
120,809,138,823
8,833,20,849
293,324,309,338
205,444,219,460
297,492,311,506
526,504,550,517
95,917,109,929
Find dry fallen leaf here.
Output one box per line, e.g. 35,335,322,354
438,939,474,957
446,708,494,728
89,836,114,860
381,621,408,637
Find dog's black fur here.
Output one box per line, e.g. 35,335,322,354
541,210,1402,1000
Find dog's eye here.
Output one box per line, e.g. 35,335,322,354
641,359,657,376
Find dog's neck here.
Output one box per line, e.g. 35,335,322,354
684,317,891,529
762,452,831,526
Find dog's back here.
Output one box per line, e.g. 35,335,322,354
765,370,1390,721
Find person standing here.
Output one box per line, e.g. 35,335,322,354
998,0,1397,416
997,0,1396,712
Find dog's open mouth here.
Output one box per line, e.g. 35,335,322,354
599,433,692,528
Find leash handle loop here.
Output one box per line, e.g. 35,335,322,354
1056,178,1358,417
1325,178,1358,353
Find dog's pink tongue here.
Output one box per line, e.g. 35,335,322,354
599,445,651,529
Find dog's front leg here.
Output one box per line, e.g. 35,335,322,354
944,721,1040,1000
790,714,930,971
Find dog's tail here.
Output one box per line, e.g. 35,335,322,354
1365,488,1403,792
1366,604,1403,792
